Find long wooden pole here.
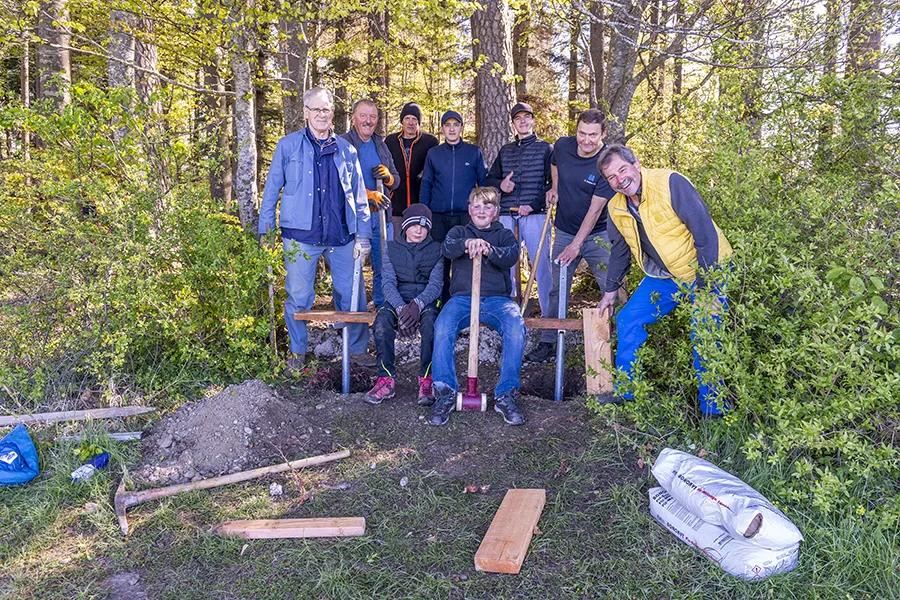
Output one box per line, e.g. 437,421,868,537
0,406,155,427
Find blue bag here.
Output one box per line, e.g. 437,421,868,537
0,424,40,486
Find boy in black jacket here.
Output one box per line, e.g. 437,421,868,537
365,205,444,406
428,187,527,427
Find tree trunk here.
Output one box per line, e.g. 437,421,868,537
107,10,136,89
847,0,881,76
368,8,389,136
135,16,161,114
232,6,259,231
332,20,350,135
512,3,530,99
588,1,604,108
21,42,32,182
36,0,72,111
670,0,683,165
815,0,841,164
256,43,267,190
281,14,311,135
567,16,579,130
471,0,515,165
604,0,646,143
203,49,232,206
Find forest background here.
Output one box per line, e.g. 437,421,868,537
0,0,898,596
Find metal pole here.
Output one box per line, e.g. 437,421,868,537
554,262,568,402
342,254,363,394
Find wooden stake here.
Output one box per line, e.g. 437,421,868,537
0,406,155,427
213,517,365,539
583,308,614,394
475,489,546,574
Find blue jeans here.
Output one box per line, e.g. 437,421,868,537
432,295,526,396
370,215,394,308
283,239,367,355
614,276,729,415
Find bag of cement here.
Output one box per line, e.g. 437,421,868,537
652,448,803,549
649,487,799,580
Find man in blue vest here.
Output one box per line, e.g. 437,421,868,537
259,87,372,376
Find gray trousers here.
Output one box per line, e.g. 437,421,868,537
541,228,612,343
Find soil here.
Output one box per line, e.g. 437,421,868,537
136,266,610,486
136,328,597,486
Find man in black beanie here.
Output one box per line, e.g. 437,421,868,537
386,102,439,238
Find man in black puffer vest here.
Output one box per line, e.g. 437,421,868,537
365,204,444,407
486,102,552,316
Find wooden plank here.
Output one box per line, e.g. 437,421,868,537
474,489,546,574
0,406,155,427
583,308,614,394
213,517,366,539
294,310,583,331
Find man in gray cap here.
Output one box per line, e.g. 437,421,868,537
486,102,553,315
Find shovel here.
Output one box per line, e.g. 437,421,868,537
456,254,487,411
341,253,364,394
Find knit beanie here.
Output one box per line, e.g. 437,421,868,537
399,102,422,124
401,204,433,234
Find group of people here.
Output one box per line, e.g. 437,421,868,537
259,86,733,427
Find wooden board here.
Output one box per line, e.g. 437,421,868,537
583,308,614,394
474,489,546,574
294,310,583,331
0,407,155,427
213,517,365,539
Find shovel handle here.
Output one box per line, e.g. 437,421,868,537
468,255,483,379
521,208,553,316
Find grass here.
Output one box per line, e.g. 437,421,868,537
0,412,897,599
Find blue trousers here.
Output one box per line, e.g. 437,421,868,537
432,295,526,396
283,239,367,356
370,215,394,308
615,276,729,415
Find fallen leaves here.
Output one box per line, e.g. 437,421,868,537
463,484,491,494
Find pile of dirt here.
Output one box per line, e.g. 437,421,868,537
135,380,333,485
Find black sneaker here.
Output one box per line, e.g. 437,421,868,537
526,341,555,363
494,389,525,426
428,387,455,426
593,393,623,406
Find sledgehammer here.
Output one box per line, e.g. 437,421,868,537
114,449,350,536
456,254,487,411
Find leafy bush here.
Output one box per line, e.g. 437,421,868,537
0,85,278,409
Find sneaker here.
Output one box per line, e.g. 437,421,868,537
417,376,434,406
284,354,305,378
494,389,525,426
428,387,455,426
525,341,555,363
364,377,395,405
351,353,378,368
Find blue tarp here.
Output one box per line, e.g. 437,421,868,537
0,424,40,486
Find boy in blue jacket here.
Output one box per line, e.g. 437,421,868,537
420,110,488,303
428,187,527,427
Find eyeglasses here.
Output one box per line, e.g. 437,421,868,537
305,106,333,115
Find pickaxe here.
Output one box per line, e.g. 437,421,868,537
114,449,350,535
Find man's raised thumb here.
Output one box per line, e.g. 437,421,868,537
504,171,514,180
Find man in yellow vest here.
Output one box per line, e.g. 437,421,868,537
597,145,733,416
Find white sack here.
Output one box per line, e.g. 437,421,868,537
652,448,803,550
649,487,800,580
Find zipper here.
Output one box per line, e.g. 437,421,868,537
451,144,456,213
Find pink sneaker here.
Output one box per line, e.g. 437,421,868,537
417,376,434,406
364,377,395,405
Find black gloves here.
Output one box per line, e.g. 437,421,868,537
398,301,421,338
